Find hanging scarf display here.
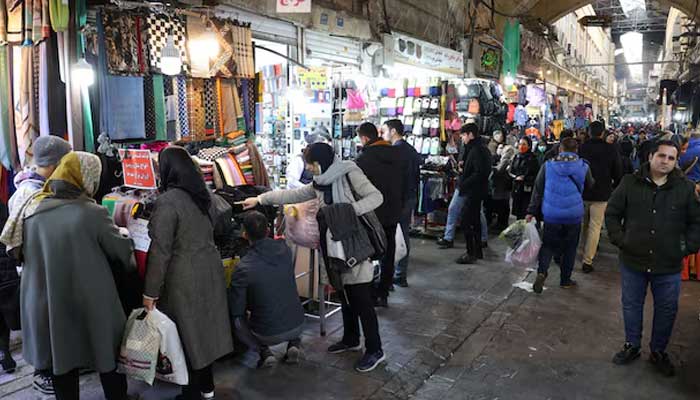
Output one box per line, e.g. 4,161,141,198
0,1,6,45
0,47,12,169
48,0,68,32
102,10,148,76
240,78,255,133
203,78,219,137
31,0,49,44
174,75,189,138
187,78,205,139
147,13,188,75
230,22,254,79
6,1,22,44
219,79,237,134
186,15,213,79
210,18,235,78
164,75,178,141
15,47,38,166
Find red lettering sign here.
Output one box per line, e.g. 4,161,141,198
119,149,157,190
277,0,311,13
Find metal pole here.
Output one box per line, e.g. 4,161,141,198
572,60,678,67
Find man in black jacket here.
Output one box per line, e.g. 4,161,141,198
578,121,623,273
384,119,421,288
457,123,492,264
606,141,700,376
356,122,406,307
229,212,306,368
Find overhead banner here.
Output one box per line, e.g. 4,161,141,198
277,0,311,13
119,149,157,189
393,34,463,76
475,41,502,79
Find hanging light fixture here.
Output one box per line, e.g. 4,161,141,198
458,82,469,97
72,58,94,87
504,70,514,87
203,21,220,59
160,34,182,76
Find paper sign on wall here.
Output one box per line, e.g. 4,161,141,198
119,149,157,189
277,0,311,13
127,218,151,252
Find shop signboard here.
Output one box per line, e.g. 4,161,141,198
393,34,463,76
578,15,612,28
475,41,502,79
277,0,311,13
119,149,157,189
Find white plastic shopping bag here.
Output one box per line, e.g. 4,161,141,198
150,309,189,386
118,308,161,385
395,223,407,261
504,220,542,267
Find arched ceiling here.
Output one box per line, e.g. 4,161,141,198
518,0,694,24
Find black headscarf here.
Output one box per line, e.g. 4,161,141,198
305,143,336,204
159,146,211,216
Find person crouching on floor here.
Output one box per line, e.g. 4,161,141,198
229,211,305,368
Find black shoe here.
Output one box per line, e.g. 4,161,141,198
32,373,55,395
456,253,477,264
612,343,641,365
355,350,386,373
388,284,395,292
393,277,408,288
327,342,362,354
283,346,302,365
650,351,675,377
560,280,578,289
257,348,277,369
0,350,16,374
582,263,594,273
373,296,388,308
481,241,488,249
533,273,547,294
437,238,454,249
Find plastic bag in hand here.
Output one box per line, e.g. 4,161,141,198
499,219,527,249
285,199,321,249
150,309,189,385
117,308,160,385
504,220,542,267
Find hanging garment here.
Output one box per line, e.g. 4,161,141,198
31,0,49,44
187,78,206,139
203,79,220,137
514,105,529,127
6,1,22,44
146,13,189,75
174,76,189,138
0,47,12,169
102,10,148,76
230,22,254,79
219,79,237,133
15,47,38,166
164,76,177,141
209,18,235,78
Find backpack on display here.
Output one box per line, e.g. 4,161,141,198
403,97,414,115
413,117,423,135
430,137,440,155
404,116,414,132
421,97,430,113
466,83,481,98
429,117,440,137
422,117,431,135
468,99,480,114
420,136,431,154
429,97,439,114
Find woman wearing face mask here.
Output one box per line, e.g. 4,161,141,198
508,137,540,220
488,130,505,156
490,145,516,230
534,141,548,166
240,143,386,373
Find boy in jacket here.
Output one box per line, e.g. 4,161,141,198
605,140,700,377
527,138,594,293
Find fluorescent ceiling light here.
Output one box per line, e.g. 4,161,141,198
620,31,644,82
619,0,646,18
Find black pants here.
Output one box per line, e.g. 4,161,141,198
181,364,214,399
232,317,301,353
53,369,127,400
461,196,483,259
341,282,382,354
0,315,9,352
375,224,397,298
491,199,511,229
511,191,532,220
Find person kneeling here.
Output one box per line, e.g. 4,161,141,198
229,211,305,368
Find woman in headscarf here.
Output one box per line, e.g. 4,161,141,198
143,146,232,400
19,152,134,400
490,144,516,231
240,143,386,373
508,136,540,220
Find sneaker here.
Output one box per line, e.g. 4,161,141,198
257,349,277,369
437,238,454,249
201,392,215,400
456,253,476,264
612,343,641,365
533,273,547,294
355,350,386,373
582,263,594,273
373,296,388,308
327,342,362,354
560,280,578,289
0,350,16,374
284,346,302,365
649,351,675,377
393,277,408,288
33,373,55,395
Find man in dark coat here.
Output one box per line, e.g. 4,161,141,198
356,122,406,307
384,119,421,287
229,211,305,368
606,140,700,377
457,123,492,264
578,121,623,274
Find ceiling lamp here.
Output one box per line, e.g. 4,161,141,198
202,24,220,59
546,69,552,75
72,58,94,87
160,34,182,76
504,71,514,87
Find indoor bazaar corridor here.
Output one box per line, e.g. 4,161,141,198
2,233,699,400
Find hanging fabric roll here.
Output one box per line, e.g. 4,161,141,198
102,10,148,76
174,76,189,138
219,79,237,134
31,0,49,44
0,47,13,170
230,22,254,79
48,0,68,32
187,78,206,139
15,47,38,166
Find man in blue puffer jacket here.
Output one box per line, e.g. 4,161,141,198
679,132,700,182
526,137,595,294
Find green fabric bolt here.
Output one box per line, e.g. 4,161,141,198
0,47,12,169
501,19,521,78
153,75,167,141
49,0,68,32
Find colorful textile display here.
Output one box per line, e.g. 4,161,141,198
147,13,189,75
196,146,230,162
210,18,236,78
102,10,148,76
187,78,205,139
203,79,220,137
230,22,254,79
174,76,189,138
48,0,68,32
0,47,13,169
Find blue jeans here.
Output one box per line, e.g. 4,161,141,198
395,196,417,280
538,222,581,285
444,189,487,242
620,265,681,352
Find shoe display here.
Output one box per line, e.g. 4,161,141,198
355,350,386,373
650,351,675,377
327,342,362,354
32,373,55,395
393,277,409,288
560,280,578,289
373,297,389,308
284,346,302,364
257,349,277,369
612,343,641,365
0,350,16,374
533,273,547,294
582,263,594,273
436,238,454,249
456,253,476,264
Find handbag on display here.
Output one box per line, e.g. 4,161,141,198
396,97,405,115
404,116,414,133
413,136,423,153
407,135,416,148
421,136,431,155
468,99,480,114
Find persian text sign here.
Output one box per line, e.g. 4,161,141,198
277,0,311,13
119,149,157,189
393,34,463,76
